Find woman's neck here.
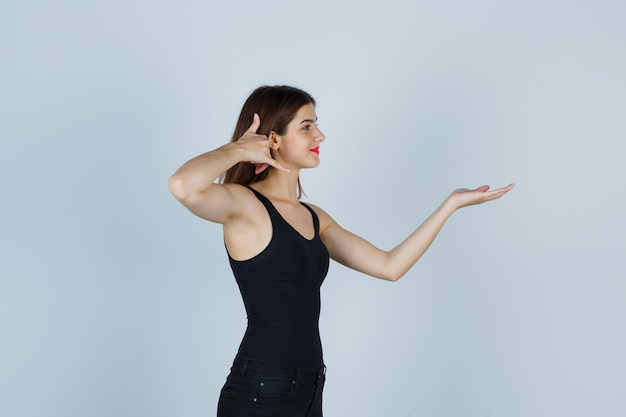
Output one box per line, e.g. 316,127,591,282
253,168,301,203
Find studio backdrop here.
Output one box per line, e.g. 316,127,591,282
1,1,625,416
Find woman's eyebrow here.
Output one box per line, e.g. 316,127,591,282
299,118,318,124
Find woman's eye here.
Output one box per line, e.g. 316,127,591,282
302,125,310,131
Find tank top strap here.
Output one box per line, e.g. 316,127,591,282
300,203,320,236
247,186,274,211
246,187,283,227
247,187,320,237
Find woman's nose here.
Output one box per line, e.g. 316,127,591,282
316,128,326,142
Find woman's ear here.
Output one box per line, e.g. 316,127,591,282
268,131,280,150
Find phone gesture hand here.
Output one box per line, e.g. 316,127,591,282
237,113,290,174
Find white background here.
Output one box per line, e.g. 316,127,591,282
1,1,625,416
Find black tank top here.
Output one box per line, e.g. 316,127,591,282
228,187,330,370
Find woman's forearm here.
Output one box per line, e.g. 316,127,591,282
383,184,514,281
384,199,457,281
169,143,243,201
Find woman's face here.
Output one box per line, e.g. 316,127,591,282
274,103,326,169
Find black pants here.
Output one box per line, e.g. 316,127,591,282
217,356,326,417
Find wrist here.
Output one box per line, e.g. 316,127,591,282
220,141,247,163
440,196,459,216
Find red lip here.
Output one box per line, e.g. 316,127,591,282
310,147,320,154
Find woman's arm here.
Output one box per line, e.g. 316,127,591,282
316,184,515,281
168,114,288,223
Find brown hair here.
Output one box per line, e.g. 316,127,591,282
221,85,316,198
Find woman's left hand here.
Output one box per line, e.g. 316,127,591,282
446,183,515,211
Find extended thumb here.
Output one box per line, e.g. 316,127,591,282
248,113,261,133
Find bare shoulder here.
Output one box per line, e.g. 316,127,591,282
181,182,265,225
221,182,255,202
301,203,337,233
221,183,266,221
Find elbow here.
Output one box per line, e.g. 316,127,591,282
168,173,188,201
380,268,405,283
387,272,404,283
378,254,406,282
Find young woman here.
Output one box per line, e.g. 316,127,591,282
169,85,514,417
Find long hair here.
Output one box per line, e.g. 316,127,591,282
221,85,316,198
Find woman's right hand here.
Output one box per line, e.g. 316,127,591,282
236,113,290,174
